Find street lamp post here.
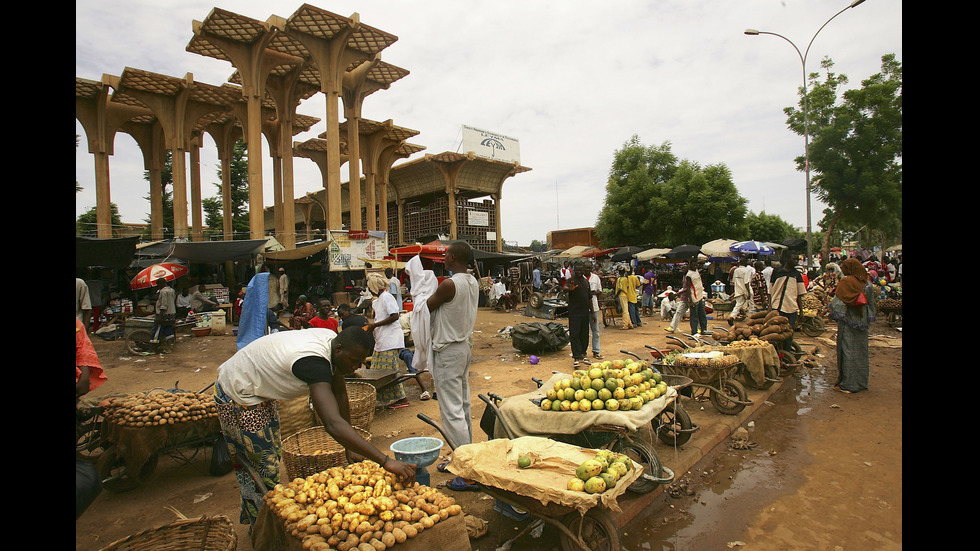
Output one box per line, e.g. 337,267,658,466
745,0,865,268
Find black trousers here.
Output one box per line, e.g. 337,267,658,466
568,314,590,360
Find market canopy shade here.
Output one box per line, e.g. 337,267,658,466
610,246,645,262
130,262,189,290
782,238,808,251
701,239,738,257
634,247,672,262
730,240,775,255
663,244,703,259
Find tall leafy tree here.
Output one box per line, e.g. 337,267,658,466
744,211,800,244
596,136,747,247
76,203,122,237
784,54,902,262
596,136,676,247
203,139,250,239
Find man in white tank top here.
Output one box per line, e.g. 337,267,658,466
426,241,479,491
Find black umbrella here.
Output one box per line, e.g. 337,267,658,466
782,238,808,251
610,246,644,262
663,244,702,260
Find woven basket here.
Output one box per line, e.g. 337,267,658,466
282,425,372,481
99,515,236,551
345,381,377,429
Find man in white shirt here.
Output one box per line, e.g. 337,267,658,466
730,257,753,320
762,262,775,293
584,263,604,360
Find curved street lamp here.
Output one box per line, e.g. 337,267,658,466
745,0,865,267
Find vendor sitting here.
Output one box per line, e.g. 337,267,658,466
190,286,220,313
492,278,518,312
659,288,679,320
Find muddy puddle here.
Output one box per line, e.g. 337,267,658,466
621,366,832,550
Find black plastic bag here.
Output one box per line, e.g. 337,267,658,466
510,321,570,354
209,438,233,476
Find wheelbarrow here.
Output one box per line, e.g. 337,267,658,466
619,350,699,447
418,396,649,551
523,376,674,495
93,381,227,492
345,366,430,395
646,337,753,416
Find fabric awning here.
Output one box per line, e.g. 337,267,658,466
262,241,331,261
76,236,139,268
171,239,268,263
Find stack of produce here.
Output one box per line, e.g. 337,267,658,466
668,350,740,368
800,293,824,313
566,449,634,495
102,389,218,427
265,460,463,551
539,358,667,412
876,298,902,312
712,310,793,343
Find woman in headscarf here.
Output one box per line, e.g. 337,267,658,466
614,267,634,330
828,257,877,394
289,294,316,329
364,272,410,409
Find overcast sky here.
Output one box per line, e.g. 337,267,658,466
75,0,902,247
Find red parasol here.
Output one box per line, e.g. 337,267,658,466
130,262,189,290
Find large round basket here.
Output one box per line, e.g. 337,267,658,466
345,381,377,429
282,425,372,481
99,515,236,551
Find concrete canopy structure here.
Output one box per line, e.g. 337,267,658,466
77,5,531,254
388,152,531,251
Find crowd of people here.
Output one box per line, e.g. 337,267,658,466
76,242,899,526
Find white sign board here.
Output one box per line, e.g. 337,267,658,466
461,125,520,164
468,210,490,227
327,230,388,271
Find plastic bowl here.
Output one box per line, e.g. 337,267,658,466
390,437,443,467
191,327,212,337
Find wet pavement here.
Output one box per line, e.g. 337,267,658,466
467,342,831,551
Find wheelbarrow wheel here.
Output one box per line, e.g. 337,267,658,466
125,329,155,355
612,437,662,494
709,379,748,415
654,404,694,447
559,508,621,551
801,315,826,337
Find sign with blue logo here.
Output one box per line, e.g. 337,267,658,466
461,125,520,164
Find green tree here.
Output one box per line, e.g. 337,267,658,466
744,211,799,244
595,136,677,247
203,139,250,239
596,136,748,247
529,239,547,252
785,54,902,263
76,203,122,237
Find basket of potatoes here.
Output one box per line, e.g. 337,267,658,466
265,460,463,551
282,425,373,481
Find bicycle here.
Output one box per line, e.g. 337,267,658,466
126,327,177,355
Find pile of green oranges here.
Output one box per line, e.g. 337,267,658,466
567,449,633,494
540,358,668,413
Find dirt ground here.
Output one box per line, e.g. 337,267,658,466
76,306,902,551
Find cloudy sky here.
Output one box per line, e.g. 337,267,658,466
75,0,902,247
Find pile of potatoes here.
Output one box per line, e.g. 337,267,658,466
265,460,463,551
713,310,793,343
103,389,218,427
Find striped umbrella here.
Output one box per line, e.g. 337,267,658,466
130,262,189,290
